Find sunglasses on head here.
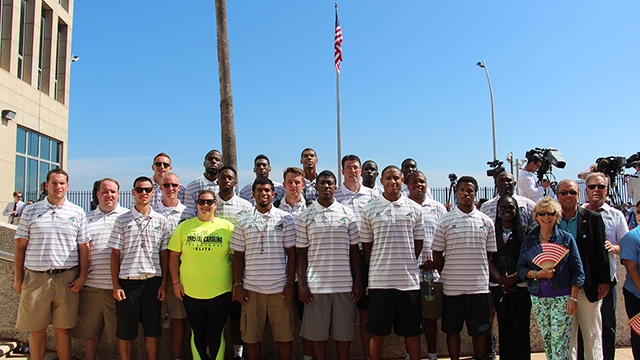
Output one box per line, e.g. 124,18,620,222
162,183,179,189
558,190,578,196
586,184,606,190
537,211,556,217
499,205,516,211
154,162,171,168
197,199,216,206
134,187,153,194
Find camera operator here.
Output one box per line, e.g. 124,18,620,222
517,154,550,203
628,162,640,206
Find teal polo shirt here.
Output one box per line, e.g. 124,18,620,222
559,211,579,241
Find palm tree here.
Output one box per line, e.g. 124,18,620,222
215,0,237,171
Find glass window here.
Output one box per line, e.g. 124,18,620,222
39,162,49,186
16,127,26,153
28,132,39,156
27,158,38,195
40,137,50,160
15,156,25,193
51,140,59,162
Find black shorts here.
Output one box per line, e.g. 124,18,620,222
228,300,241,320
365,289,422,337
356,252,369,311
441,293,490,336
115,277,163,340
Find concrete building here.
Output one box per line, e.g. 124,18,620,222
0,0,73,220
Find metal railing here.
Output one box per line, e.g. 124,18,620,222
0,250,14,263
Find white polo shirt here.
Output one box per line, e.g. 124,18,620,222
432,207,497,296
297,201,359,293
215,194,253,226
239,181,286,205
361,195,425,291
15,198,90,271
279,197,307,220
108,207,171,278
184,175,220,215
154,200,187,231
582,202,629,280
414,198,447,264
335,184,378,231
230,207,296,294
85,205,128,289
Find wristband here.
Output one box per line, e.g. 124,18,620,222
172,281,180,285
533,271,538,281
570,297,578,303
233,282,243,287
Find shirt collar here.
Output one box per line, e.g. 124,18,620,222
131,206,156,220
312,199,340,211
45,197,66,209
454,206,477,217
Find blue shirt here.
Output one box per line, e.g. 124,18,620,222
559,212,579,242
621,227,640,298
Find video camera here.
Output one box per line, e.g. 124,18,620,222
595,156,626,178
525,148,566,183
626,152,640,169
486,159,505,179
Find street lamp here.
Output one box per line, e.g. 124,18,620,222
476,61,496,161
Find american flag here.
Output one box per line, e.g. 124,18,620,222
334,12,343,73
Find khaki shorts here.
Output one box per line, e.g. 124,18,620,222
16,268,80,331
241,290,294,344
162,286,187,319
421,281,443,320
70,286,117,343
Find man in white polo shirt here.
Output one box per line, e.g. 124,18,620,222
231,178,296,360
109,176,171,360
183,149,224,216
297,170,363,360
153,172,188,360
239,154,286,206
361,165,425,360
14,168,90,360
280,167,308,215
71,178,127,360
150,153,173,209
300,148,319,203
433,176,497,360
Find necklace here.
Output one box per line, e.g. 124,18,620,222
253,209,270,254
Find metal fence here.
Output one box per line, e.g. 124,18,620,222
21,175,633,213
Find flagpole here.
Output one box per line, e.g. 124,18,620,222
335,2,342,185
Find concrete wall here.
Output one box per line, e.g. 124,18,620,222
0,222,631,359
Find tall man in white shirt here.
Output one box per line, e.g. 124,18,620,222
184,149,223,216
480,171,536,228
239,154,286,206
362,160,383,195
297,170,363,360
14,169,90,360
334,154,378,360
109,176,171,360
231,178,297,360
71,178,127,360
300,148,319,202
433,176,497,360
362,166,425,360
582,173,629,360
517,153,550,203
3,190,25,224
154,172,188,360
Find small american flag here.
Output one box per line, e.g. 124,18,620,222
630,312,640,335
334,11,343,73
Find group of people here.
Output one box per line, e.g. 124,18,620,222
8,148,640,360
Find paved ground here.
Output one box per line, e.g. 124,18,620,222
434,346,634,359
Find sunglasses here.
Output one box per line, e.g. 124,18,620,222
499,205,516,211
154,162,171,168
197,199,216,206
558,190,578,196
134,187,153,194
162,183,179,189
537,211,557,217
586,184,607,190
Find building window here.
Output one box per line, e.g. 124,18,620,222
0,0,12,71
17,0,26,79
54,21,68,102
14,126,62,202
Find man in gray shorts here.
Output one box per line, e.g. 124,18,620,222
297,170,363,360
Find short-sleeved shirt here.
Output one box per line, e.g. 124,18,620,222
215,194,253,226
583,202,629,280
334,184,378,231
432,207,497,296
85,205,129,289
361,195,425,291
296,201,359,293
621,228,640,298
15,198,90,271
303,178,317,202
239,181,286,205
168,217,234,299
480,194,536,230
279,197,307,221
184,175,220,215
230,207,296,294
154,200,187,231
107,207,171,278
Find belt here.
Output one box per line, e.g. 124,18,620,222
120,274,156,280
31,266,77,274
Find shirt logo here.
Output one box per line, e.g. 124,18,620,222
275,222,284,230
154,226,161,231
68,217,76,223
339,217,347,223
405,212,413,218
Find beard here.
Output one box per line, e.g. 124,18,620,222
206,167,219,177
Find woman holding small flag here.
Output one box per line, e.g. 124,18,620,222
517,196,584,360
620,200,640,359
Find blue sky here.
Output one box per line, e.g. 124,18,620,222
67,1,640,192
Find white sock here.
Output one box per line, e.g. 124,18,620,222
233,344,243,358
428,353,438,360
303,356,313,360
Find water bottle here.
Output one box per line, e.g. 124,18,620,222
422,270,435,301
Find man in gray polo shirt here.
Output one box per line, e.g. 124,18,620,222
14,168,90,360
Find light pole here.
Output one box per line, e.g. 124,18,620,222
476,61,496,162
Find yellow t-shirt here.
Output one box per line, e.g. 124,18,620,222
168,217,234,299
